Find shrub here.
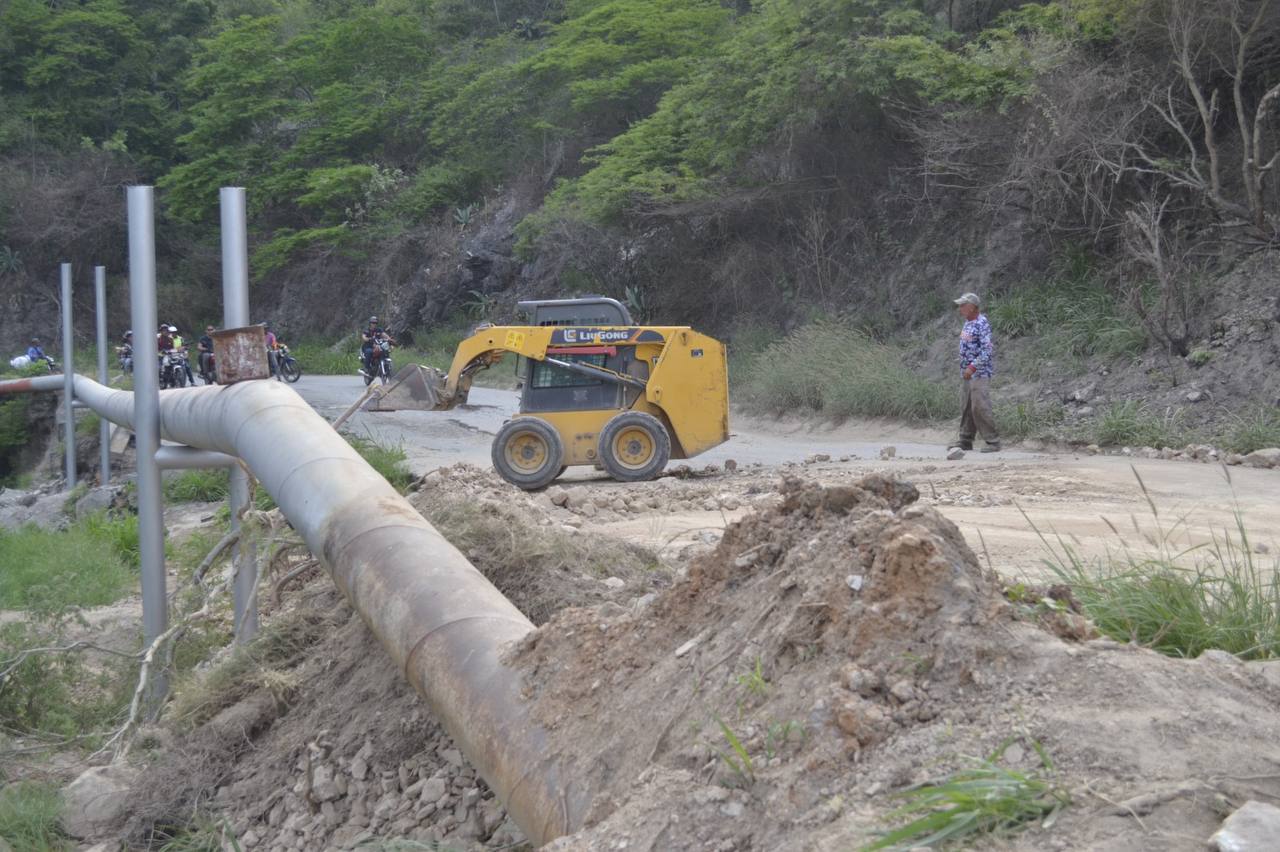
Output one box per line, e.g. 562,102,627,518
738,321,955,422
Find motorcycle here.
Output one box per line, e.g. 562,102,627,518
159,348,188,389
361,334,393,386
116,344,133,376
197,348,216,385
274,342,301,383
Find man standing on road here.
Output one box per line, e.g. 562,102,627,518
949,292,1000,453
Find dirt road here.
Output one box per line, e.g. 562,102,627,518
298,375,1280,579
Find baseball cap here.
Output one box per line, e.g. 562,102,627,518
953,292,981,307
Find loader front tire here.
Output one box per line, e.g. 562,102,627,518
599,411,670,482
492,417,565,491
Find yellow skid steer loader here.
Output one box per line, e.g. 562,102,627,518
401,298,729,490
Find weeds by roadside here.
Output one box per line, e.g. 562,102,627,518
1090,400,1192,449
1030,469,1280,660
995,401,1064,442
739,320,955,421
1219,406,1280,455
863,738,1069,850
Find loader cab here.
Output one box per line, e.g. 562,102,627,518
514,298,644,415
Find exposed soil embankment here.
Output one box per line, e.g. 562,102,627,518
117,470,1280,851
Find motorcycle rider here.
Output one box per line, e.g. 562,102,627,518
360,316,393,377
157,325,175,386
170,325,195,385
117,330,134,374
197,325,215,383
26,338,54,369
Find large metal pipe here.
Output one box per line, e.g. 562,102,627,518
60,263,76,489
0,374,583,844
95,266,110,484
127,186,167,710
221,186,258,643
155,446,238,470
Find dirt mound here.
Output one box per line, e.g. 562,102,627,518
510,475,1280,850
124,466,667,850
122,472,1280,851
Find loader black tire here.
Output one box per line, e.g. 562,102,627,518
599,411,670,482
492,417,565,491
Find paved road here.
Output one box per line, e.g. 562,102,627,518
292,374,1039,472
292,373,1280,577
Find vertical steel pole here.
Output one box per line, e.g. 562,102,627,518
220,187,258,643
60,263,76,489
94,266,110,484
128,187,167,710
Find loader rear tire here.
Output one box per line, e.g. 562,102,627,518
492,418,565,491
599,411,670,482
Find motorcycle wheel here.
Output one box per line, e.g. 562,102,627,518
281,358,301,383
174,369,187,388
379,360,392,385
363,365,374,386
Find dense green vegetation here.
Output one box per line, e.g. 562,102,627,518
3,0,1278,429
7,0,1262,309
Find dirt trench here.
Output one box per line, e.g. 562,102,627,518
116,465,1280,852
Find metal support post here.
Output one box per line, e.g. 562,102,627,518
60,263,76,489
128,186,167,712
221,186,258,643
94,266,110,484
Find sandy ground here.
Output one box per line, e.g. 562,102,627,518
296,375,1280,581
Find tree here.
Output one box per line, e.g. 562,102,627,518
1135,0,1280,236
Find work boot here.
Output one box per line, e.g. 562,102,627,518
980,443,1001,453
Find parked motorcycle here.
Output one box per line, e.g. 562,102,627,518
361,334,393,386
159,349,188,389
275,342,301,383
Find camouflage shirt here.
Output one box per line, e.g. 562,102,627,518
958,314,994,378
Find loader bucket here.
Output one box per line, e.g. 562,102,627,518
363,363,450,412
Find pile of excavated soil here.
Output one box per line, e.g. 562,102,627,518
515,475,1280,850
120,471,1280,851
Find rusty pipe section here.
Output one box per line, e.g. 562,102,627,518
0,374,588,844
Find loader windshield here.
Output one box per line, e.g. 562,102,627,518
530,353,607,388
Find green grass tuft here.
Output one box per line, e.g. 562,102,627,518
344,434,413,491
1030,470,1280,660
1092,400,1190,449
995,400,1064,442
0,515,139,612
864,738,1069,850
987,274,1146,369
0,781,70,851
738,320,955,421
1219,406,1280,455
164,469,231,503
